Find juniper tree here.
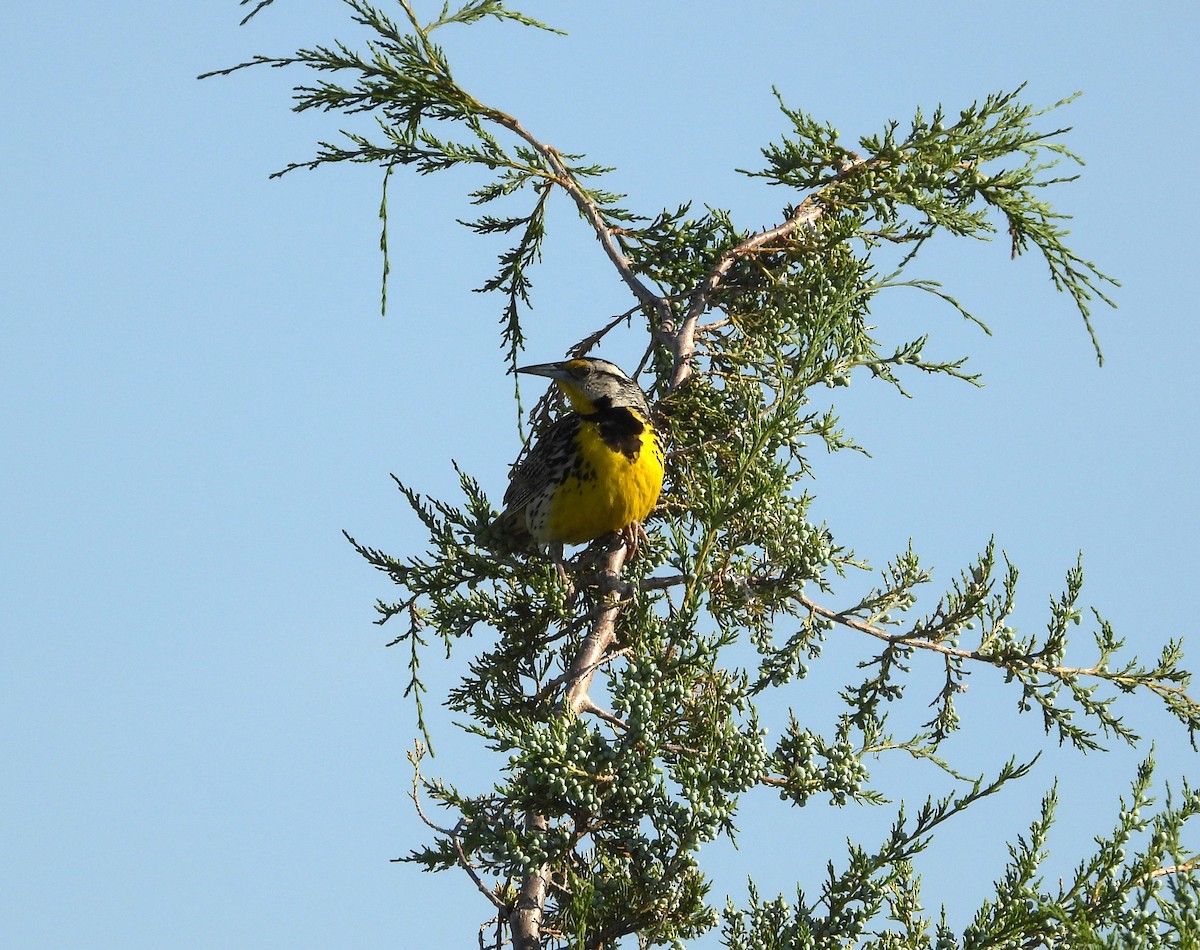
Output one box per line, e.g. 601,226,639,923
208,2,1199,947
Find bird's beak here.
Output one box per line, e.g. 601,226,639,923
515,361,571,380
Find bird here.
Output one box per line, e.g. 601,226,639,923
491,357,664,584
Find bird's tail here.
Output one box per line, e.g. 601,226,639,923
479,505,536,555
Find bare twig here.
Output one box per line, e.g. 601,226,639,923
572,696,631,731
696,316,735,333
1151,858,1199,879
668,156,873,388
633,336,658,381
408,743,504,910
639,573,688,590
453,837,505,911
568,306,641,358
408,743,455,836
670,197,827,388
531,645,633,705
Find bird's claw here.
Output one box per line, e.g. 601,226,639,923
619,523,648,561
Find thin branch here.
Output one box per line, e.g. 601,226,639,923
670,202,819,387
531,645,633,705
572,696,630,731
408,743,504,910
565,547,630,715
696,316,734,334
488,114,671,324
453,836,505,911
1150,858,1200,879
633,335,658,381
408,743,455,836
639,573,688,591
567,306,641,358
797,593,1197,704
670,156,871,387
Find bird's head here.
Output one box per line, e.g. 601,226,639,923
516,357,650,416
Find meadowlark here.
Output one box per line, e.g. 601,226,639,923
492,357,664,582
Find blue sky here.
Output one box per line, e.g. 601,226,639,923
4,2,1198,947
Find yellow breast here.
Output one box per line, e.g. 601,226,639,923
540,416,664,546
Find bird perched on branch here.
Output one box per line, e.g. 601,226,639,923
491,357,664,583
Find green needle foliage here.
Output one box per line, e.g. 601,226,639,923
210,3,1198,947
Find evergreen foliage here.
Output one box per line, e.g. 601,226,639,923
209,2,1198,946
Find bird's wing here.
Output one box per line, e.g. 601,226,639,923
502,414,580,512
